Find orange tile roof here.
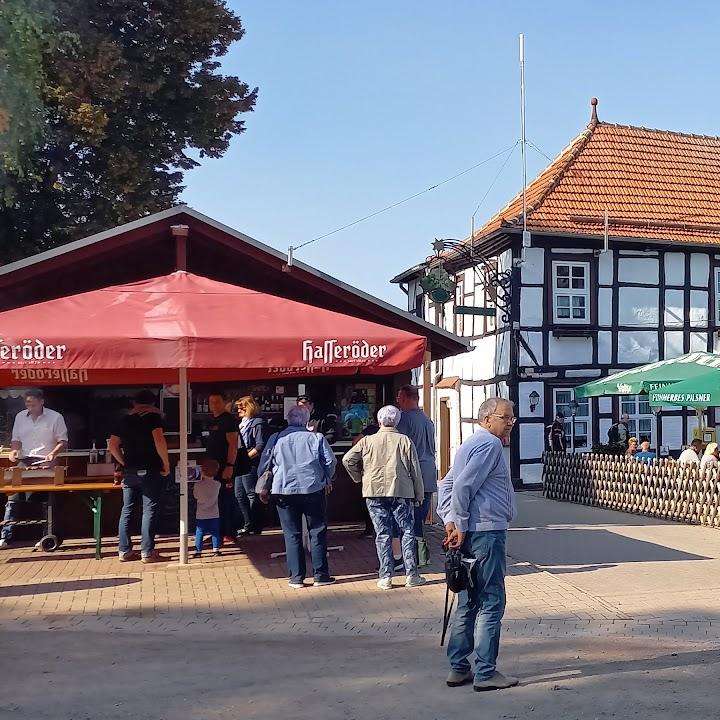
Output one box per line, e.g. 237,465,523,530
465,102,720,252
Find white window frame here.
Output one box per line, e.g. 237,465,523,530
553,388,592,452
620,394,654,445
552,261,590,324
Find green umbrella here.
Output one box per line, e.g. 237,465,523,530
575,352,720,399
648,377,718,408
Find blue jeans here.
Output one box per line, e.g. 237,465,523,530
275,491,331,583
195,517,221,552
447,530,507,681
414,492,433,537
1,494,22,542
118,471,163,556
235,469,261,532
366,497,418,579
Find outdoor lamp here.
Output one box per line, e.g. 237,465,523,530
568,399,579,417
528,390,540,412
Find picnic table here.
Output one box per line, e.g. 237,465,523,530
0,478,122,560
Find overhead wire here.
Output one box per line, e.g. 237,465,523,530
291,143,519,253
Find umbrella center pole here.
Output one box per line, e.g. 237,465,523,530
178,368,189,565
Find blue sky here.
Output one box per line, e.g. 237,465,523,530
183,1,719,307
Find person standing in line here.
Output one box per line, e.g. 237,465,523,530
258,405,336,589
678,438,702,465
396,384,437,556
297,396,337,444
193,459,222,559
1,389,68,548
342,405,427,590
234,396,267,536
439,397,519,692
545,412,567,452
110,390,170,563
205,391,238,545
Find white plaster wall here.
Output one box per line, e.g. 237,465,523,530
664,289,685,327
520,463,544,486
472,385,487,418
461,422,475,443
598,250,614,286
521,247,545,284
460,383,473,418
548,336,593,366
598,331,613,364
469,336,497,381
691,254,710,287
518,332,543,367
617,331,659,364
496,381,509,399
497,332,510,375
690,332,708,352
618,287,659,326
714,334,720,354
598,287,613,326
520,287,544,327
690,290,709,327
599,418,612,442
499,249,513,273
599,397,612,414
662,415,683,450
664,331,685,359
618,257,659,284
520,423,545,459
518,423,545,460
518,381,544,418
665,253,685,286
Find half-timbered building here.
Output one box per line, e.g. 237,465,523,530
392,100,720,487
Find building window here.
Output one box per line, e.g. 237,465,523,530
554,389,591,450
620,395,653,444
715,268,720,320
552,262,589,323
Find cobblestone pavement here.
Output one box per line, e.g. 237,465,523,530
1,491,719,647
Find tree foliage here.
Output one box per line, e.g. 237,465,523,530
0,0,257,258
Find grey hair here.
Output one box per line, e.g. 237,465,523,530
377,405,401,427
477,397,514,421
287,405,311,427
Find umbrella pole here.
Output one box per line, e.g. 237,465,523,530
178,367,189,566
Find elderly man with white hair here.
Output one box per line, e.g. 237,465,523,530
257,405,337,589
438,396,518,692
342,405,426,589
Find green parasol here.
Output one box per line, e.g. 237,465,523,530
574,352,720,399
648,376,720,408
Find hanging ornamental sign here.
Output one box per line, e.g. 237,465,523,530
419,266,456,304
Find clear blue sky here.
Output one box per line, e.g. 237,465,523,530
182,1,719,307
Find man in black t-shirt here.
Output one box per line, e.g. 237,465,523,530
109,390,170,563
205,391,238,542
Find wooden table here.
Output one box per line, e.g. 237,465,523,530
0,480,122,559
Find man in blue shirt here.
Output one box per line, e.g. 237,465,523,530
396,385,437,539
634,440,656,462
438,397,519,692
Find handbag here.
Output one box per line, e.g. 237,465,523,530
254,432,280,496
441,547,476,646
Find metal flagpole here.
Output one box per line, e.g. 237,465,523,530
178,367,189,565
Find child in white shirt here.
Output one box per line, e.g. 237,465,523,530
193,459,222,558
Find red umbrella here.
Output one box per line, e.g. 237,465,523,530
0,271,427,562
0,271,425,384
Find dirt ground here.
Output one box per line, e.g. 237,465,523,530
2,630,719,720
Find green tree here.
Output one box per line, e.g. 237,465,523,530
0,0,257,258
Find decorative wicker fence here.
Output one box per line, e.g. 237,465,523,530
543,452,720,528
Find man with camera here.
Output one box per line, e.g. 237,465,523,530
438,397,518,692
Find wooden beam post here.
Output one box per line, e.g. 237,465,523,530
171,224,189,271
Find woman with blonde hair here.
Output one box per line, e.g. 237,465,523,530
626,437,638,456
235,395,268,536
700,442,719,473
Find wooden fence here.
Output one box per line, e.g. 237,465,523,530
543,452,720,528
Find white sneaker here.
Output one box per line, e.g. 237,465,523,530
405,574,427,588
0,539,9,549
377,577,393,590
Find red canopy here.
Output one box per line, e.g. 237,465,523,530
0,271,426,385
